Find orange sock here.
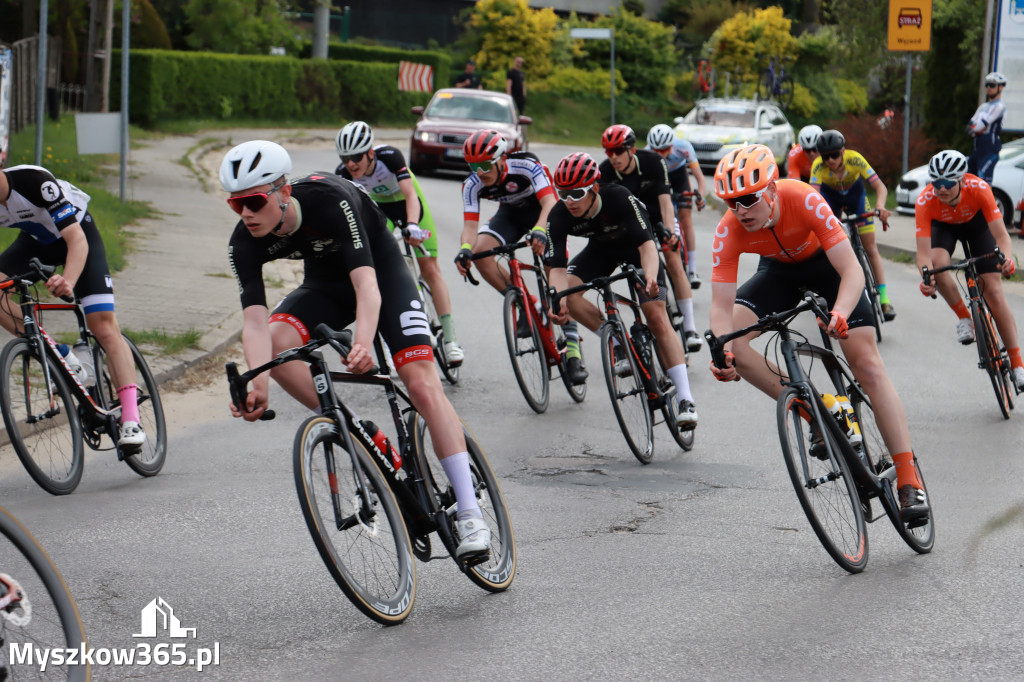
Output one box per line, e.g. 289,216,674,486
1010,347,1023,369
952,300,970,319
892,451,922,489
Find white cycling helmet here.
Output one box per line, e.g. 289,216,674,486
219,140,292,192
798,124,823,151
928,149,969,182
335,121,375,158
985,71,1008,86
646,124,676,150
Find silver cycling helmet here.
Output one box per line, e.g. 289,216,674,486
646,124,676,150
335,121,375,158
985,71,1008,86
928,149,969,182
798,124,823,151
219,140,292,192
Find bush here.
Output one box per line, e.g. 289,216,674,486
824,112,936,187
534,66,626,98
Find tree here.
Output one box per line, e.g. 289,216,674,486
184,0,300,55
587,5,676,96
469,0,560,81
708,6,798,79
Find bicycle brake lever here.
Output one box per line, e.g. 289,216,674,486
464,269,479,286
225,362,275,421
705,331,726,369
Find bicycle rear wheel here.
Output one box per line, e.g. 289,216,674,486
411,415,516,592
778,388,868,573
973,303,1012,419
0,506,89,681
0,338,84,495
758,70,773,100
647,334,694,452
601,323,654,464
778,74,795,109
293,416,416,625
419,277,459,385
503,289,549,413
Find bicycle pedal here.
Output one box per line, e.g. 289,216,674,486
117,443,142,460
412,535,432,561
460,550,490,569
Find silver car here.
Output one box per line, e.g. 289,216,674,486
673,98,795,176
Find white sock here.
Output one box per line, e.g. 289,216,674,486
666,364,693,402
687,251,697,274
679,298,697,333
439,452,480,517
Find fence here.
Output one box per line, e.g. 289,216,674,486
7,36,62,136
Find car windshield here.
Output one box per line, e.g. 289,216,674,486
685,106,756,127
425,94,514,123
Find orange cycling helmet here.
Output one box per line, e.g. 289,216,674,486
601,124,636,150
714,144,778,198
463,129,508,163
554,152,601,189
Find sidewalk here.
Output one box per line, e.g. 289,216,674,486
108,129,923,384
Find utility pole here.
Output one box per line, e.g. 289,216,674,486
84,0,114,112
312,0,331,59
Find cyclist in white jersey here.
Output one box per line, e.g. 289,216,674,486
335,121,463,365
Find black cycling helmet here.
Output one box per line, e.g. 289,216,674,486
817,130,846,154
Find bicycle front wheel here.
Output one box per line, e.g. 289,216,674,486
0,506,89,681
93,335,167,475
778,388,868,573
0,339,84,495
419,277,459,386
411,415,516,592
503,289,549,413
293,416,416,625
973,303,1013,419
758,70,773,100
778,74,794,108
601,323,654,464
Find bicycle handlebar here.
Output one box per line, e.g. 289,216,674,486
704,290,831,370
842,209,888,232
920,248,1004,299
0,258,75,303
463,240,536,287
549,265,646,315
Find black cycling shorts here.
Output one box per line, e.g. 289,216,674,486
478,203,538,245
668,167,693,209
930,212,1000,275
567,241,667,304
735,250,874,329
270,243,434,369
0,213,116,314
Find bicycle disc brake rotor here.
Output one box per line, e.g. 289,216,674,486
0,574,31,627
351,496,380,537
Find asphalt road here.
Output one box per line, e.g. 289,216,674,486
1,138,1023,680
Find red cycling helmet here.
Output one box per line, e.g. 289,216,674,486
463,129,508,164
554,153,601,189
601,124,636,150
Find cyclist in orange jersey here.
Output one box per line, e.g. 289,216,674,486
786,125,821,183
708,144,928,520
915,150,1024,390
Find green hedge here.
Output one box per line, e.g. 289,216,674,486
298,41,451,88
111,49,442,127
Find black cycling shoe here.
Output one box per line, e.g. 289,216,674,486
881,302,897,321
515,307,532,338
808,425,828,460
566,356,588,385
898,484,930,525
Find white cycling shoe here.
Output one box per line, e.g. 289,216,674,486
455,515,491,560
119,421,147,452
444,341,465,366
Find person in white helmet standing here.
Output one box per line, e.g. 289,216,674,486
967,72,1007,184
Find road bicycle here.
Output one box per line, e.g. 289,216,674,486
652,221,694,360
0,504,89,680
757,55,794,109
395,229,460,385
0,259,166,495
466,241,586,413
706,290,934,573
841,209,889,342
553,265,695,464
691,57,716,100
226,325,515,625
922,249,1017,419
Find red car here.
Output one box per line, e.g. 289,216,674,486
409,88,531,174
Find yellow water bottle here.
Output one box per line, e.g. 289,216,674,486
836,395,862,446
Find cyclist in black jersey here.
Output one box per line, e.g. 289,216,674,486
221,140,490,560
0,165,147,451
546,152,699,427
334,121,464,365
598,125,702,355
454,129,587,384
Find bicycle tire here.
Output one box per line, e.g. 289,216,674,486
778,74,795,109
758,70,773,101
0,506,90,681
972,303,1012,419
419,277,459,386
777,388,868,573
502,289,549,413
600,323,654,464
848,392,935,553
855,246,884,343
0,338,84,495
646,333,694,452
411,415,516,592
554,326,586,403
93,335,167,475
293,416,416,625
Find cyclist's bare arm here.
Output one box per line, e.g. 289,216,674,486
709,281,741,381
867,176,890,221
50,222,88,298
457,219,479,274
236,305,273,419
398,177,422,226
824,240,866,320
530,194,557,255
349,266,381,373
689,162,707,200
639,240,661,296
988,218,1016,275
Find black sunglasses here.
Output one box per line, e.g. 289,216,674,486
822,151,843,160
342,151,367,164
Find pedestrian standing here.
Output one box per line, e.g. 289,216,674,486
967,72,1007,184
454,59,482,89
506,56,526,114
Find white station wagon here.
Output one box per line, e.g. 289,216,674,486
673,98,796,176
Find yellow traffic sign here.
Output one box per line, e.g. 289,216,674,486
888,0,932,51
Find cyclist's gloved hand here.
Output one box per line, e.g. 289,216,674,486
709,350,740,382
695,194,706,211
1002,256,1017,277
819,310,849,339
405,223,430,243
527,226,548,254
919,280,936,297
455,243,473,275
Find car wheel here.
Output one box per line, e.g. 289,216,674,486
993,189,1014,229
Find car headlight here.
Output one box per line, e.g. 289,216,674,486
414,131,438,143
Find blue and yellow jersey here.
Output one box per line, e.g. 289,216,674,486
809,150,878,194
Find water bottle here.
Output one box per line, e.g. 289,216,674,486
73,341,95,387
57,343,88,386
836,395,862,447
362,420,402,471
